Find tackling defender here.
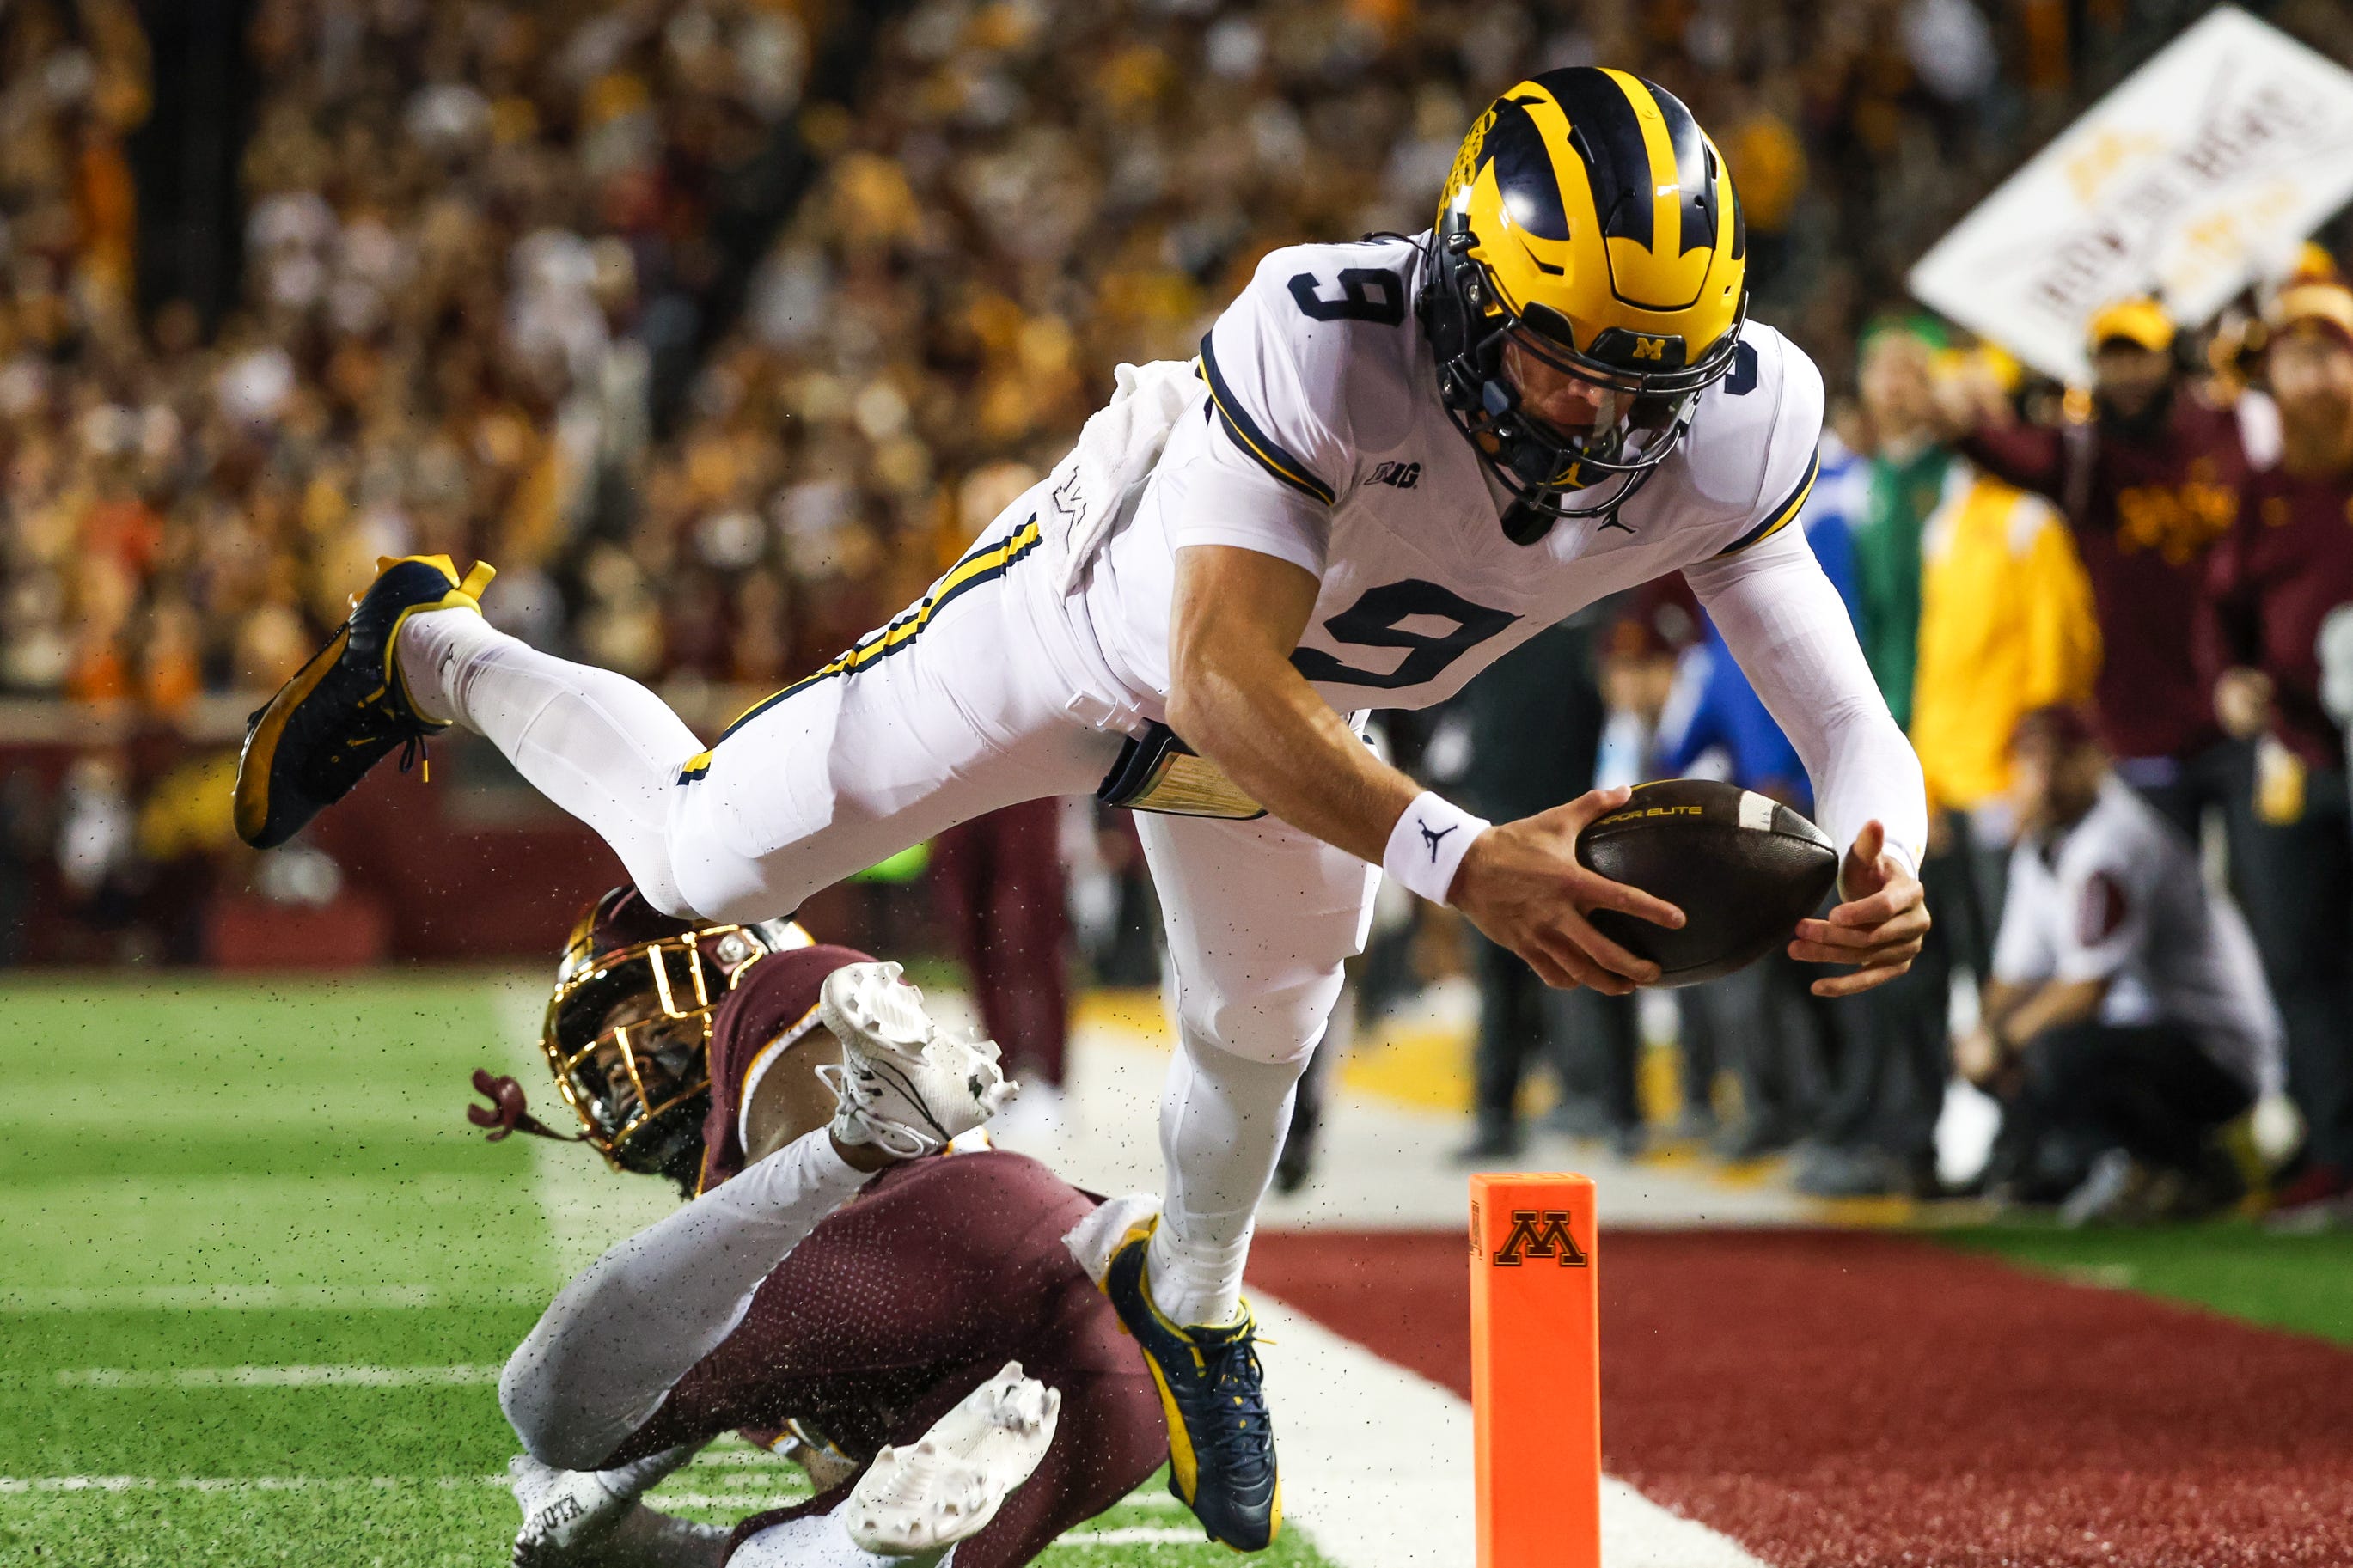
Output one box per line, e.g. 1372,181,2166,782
480,888,1167,1566
238,68,1929,1550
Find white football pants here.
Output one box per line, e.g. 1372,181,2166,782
401,490,1378,1326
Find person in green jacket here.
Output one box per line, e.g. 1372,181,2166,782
1850,315,1956,730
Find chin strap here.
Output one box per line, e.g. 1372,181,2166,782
467,1068,588,1144
1496,459,1659,545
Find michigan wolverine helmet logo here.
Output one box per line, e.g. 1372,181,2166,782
1422,66,1749,538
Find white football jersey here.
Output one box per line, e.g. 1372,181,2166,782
1079,232,1824,716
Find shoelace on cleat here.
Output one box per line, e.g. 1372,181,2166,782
1187,1330,1276,1492
292,683,432,802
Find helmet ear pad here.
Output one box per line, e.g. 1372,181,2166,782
1417,259,1470,366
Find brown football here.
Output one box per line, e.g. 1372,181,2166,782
1574,778,1840,988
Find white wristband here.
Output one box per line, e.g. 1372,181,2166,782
1383,791,1490,906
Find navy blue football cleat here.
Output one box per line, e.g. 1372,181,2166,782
1102,1218,1280,1552
234,554,495,849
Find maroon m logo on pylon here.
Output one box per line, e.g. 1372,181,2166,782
1491,1209,1587,1267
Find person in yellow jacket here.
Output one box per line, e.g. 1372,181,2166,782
1910,464,2103,821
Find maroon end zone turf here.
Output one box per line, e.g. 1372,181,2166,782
1247,1229,2353,1566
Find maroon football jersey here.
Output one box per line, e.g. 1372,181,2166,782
1962,394,2251,762
2201,463,2353,772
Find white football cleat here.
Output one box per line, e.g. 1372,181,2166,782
844,1361,1061,1558
509,1446,700,1566
819,962,1018,1158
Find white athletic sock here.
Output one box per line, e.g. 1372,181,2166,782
1147,1034,1307,1327
729,1505,950,1568
396,609,706,917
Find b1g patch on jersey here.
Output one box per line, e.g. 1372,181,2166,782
1370,460,1421,490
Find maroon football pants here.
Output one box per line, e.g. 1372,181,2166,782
601,1152,1164,1565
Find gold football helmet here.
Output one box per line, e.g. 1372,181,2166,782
1422,66,1749,540
538,887,811,1187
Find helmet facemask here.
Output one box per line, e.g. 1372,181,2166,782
541,922,790,1187
1425,221,1747,541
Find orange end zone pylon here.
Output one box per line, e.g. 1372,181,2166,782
1470,1172,1601,1567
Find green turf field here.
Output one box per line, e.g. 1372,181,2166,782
1949,1221,2353,1345
0,975,1331,1567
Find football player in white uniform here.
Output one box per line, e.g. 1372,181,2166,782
236,67,1928,1552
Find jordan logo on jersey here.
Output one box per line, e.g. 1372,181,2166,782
1417,819,1456,862
1370,460,1421,490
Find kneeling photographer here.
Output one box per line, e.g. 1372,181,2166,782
1961,707,2283,1222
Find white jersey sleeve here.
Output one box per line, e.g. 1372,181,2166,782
1677,333,1927,869
499,1129,872,1467
1695,327,1826,559
1169,245,1409,577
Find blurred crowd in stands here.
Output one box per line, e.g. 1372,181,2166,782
4,0,2353,1216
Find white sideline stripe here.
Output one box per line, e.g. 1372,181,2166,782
0,1476,509,1494
0,1284,545,1312
1067,1527,1208,1546
657,1492,810,1510
56,1364,503,1389
1253,1291,1766,1568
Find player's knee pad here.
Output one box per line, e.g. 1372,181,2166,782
498,1358,598,1472
1171,965,1346,1068
664,794,794,925
627,861,700,923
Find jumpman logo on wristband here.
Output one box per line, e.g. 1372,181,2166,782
1418,819,1457,863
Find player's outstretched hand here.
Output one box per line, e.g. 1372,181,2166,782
1788,820,1929,997
1451,785,1685,996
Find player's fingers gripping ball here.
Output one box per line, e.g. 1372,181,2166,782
818,961,1019,1158
1788,821,1931,995
1549,787,1691,932
1451,785,1694,993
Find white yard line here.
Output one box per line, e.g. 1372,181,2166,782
654,1492,811,1510
1253,1292,1765,1568
0,1284,545,1311
0,1476,510,1494
55,1364,502,1389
